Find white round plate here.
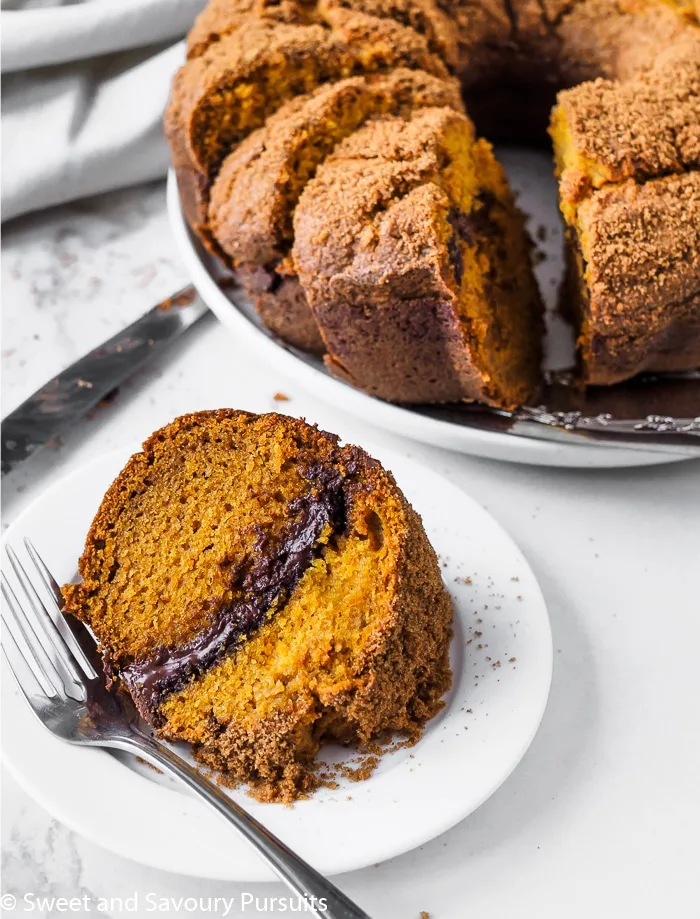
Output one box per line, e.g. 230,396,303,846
2,442,552,881
166,168,689,469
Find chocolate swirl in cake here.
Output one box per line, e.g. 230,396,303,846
121,464,348,719
446,192,499,286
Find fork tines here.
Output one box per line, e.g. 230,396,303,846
1,540,94,700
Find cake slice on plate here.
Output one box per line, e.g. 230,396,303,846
62,411,453,802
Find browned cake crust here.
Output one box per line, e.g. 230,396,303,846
551,38,700,382
292,107,543,406
188,0,460,63
444,0,696,94
572,173,700,384
235,264,326,352
554,39,700,204
62,410,453,801
187,0,314,59
209,68,463,266
555,0,697,83
322,0,461,64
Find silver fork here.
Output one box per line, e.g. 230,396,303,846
1,539,372,919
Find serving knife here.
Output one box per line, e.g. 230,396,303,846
1,286,207,476
415,370,700,456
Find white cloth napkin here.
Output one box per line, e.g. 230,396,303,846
1,0,207,221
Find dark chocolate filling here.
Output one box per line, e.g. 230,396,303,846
120,462,348,719
447,192,500,287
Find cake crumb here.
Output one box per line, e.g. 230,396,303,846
339,756,380,782
159,288,196,309
420,912,431,918
86,387,120,419
273,392,290,401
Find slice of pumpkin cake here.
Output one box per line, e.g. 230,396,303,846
62,410,453,802
292,107,543,407
551,44,700,383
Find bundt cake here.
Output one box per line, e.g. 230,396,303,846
62,411,453,802
166,0,700,402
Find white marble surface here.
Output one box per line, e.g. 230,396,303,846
2,180,699,919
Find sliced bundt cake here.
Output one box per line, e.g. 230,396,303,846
167,0,700,402
165,9,449,239
209,68,463,348
62,411,453,802
321,0,461,66
551,43,700,382
209,68,464,267
292,107,543,407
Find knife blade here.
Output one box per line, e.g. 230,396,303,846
414,370,700,456
1,286,207,476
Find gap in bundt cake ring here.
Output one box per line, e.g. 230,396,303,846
62,411,453,803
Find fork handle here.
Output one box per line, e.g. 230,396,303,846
116,735,373,919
